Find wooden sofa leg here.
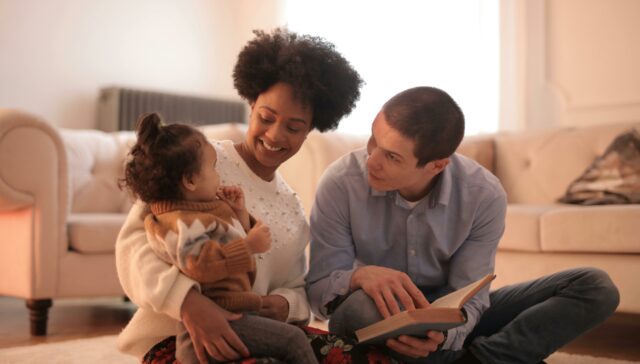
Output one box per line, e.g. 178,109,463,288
26,299,52,336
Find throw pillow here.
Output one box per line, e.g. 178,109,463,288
559,128,640,205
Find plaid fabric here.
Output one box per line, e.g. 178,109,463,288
142,326,400,364
560,129,640,205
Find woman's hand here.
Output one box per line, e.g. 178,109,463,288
258,295,289,322
386,330,444,359
181,289,249,363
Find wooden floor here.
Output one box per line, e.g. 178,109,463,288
1,296,639,361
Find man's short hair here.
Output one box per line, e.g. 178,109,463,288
383,86,465,166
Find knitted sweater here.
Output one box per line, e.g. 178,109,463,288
145,200,261,313
116,140,311,358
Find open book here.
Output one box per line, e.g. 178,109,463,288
355,274,495,344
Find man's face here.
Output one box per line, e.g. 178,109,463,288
366,111,445,201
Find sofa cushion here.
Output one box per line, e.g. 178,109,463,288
494,122,640,204
63,130,135,214
499,204,557,252
200,122,247,144
280,130,368,217
67,213,127,254
541,205,640,253
456,135,495,173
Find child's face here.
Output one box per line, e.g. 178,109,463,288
187,141,220,202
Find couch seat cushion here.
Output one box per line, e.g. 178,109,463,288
541,205,640,253
500,205,556,252
67,213,127,254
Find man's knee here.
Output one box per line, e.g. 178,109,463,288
579,267,620,316
328,290,383,335
560,267,620,320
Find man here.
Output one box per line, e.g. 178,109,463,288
306,87,619,363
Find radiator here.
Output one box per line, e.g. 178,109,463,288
97,87,247,131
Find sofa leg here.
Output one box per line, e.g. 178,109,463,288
26,299,52,336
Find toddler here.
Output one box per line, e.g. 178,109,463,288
121,113,317,364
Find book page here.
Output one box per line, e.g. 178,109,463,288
430,274,495,309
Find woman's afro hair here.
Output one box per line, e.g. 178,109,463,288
233,28,363,132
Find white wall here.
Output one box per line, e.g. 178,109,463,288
0,0,285,129
500,0,640,131
547,0,640,128
283,0,500,136
4,0,637,131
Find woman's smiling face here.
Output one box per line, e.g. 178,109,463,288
242,82,313,180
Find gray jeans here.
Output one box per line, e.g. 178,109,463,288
176,313,318,364
329,267,619,364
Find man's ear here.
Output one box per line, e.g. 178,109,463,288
182,174,197,192
427,158,450,174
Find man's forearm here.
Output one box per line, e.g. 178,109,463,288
307,269,355,320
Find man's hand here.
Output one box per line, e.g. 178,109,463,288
258,295,289,322
350,265,430,318
386,330,445,359
181,289,249,363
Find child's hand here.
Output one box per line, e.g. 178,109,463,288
217,185,245,212
245,220,271,254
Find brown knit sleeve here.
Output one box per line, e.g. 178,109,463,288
182,238,253,284
143,213,176,265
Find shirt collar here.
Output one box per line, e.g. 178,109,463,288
367,157,454,210
433,163,452,207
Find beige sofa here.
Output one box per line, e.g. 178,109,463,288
0,108,637,336
478,122,640,313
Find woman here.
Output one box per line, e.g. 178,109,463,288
116,28,373,363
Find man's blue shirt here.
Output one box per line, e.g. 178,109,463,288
306,148,507,350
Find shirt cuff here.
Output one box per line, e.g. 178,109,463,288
441,326,463,351
320,269,355,317
440,327,452,350
271,288,311,324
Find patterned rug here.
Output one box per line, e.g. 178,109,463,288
0,335,636,364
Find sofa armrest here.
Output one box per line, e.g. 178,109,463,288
0,109,69,298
